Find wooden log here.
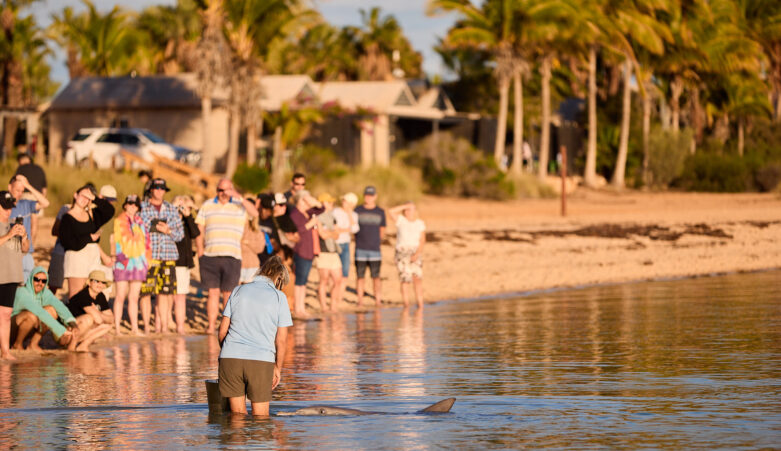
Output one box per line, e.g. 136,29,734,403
205,379,229,413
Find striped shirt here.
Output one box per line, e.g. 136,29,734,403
195,197,247,260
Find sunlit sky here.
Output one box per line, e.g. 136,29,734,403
33,0,458,85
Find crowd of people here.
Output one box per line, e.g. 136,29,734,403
0,157,427,361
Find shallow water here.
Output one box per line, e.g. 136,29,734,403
1,270,780,449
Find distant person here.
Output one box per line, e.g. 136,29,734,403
48,204,71,294
138,170,153,200
0,190,29,360
67,270,115,352
354,186,386,307
288,190,322,318
96,185,118,289
522,141,533,172
255,194,276,266
12,267,78,351
332,192,359,306
172,195,199,334
14,152,47,199
8,174,50,280
284,173,306,208
139,178,183,334
59,184,115,299
388,202,426,308
270,192,298,260
314,193,342,311
196,179,259,334
111,194,148,335
218,255,292,416
241,202,269,285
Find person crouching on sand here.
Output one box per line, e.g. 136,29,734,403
218,256,292,416
12,266,79,351
388,202,426,308
66,270,115,352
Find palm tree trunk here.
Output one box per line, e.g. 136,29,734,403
200,96,215,173
510,69,523,175
612,59,632,189
690,87,702,154
537,56,552,180
226,107,241,179
271,126,285,190
671,77,682,133
738,117,745,157
642,89,652,187
584,46,598,187
247,121,257,166
494,75,510,168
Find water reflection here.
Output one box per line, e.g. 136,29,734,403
0,270,779,448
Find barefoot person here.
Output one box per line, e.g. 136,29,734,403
112,195,148,335
12,267,78,350
67,270,115,352
332,192,359,307
354,186,386,307
0,190,29,360
314,193,343,311
388,202,426,308
218,256,292,416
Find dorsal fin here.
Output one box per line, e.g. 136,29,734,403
419,398,456,413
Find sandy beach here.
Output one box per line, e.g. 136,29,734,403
22,190,781,340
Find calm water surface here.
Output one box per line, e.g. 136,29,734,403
1,271,780,449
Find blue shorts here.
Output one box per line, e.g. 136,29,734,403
293,254,313,286
337,243,351,278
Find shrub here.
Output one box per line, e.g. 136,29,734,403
755,162,781,192
676,153,754,192
232,163,269,194
306,158,423,206
647,128,692,188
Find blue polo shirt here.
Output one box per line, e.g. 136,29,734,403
10,199,37,253
219,275,293,362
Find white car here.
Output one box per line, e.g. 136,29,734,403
64,128,200,168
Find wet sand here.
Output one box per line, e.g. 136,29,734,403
19,190,781,350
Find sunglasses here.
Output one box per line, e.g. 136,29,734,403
293,182,306,187
217,188,226,193
90,279,106,285
33,277,47,283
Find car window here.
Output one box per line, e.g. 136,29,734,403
139,130,166,143
71,132,92,141
121,134,140,145
97,133,122,144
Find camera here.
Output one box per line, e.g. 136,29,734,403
14,216,23,225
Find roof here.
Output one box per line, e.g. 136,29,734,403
260,75,317,111
48,74,226,111
317,81,417,111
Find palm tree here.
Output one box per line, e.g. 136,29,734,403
49,0,137,77
194,0,231,174
266,101,323,190
739,0,781,122
136,0,201,75
349,7,422,81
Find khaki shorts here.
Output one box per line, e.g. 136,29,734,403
316,252,341,270
219,358,275,403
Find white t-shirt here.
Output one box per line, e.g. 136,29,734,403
395,215,426,250
332,207,360,244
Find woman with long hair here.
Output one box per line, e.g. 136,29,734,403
111,194,148,335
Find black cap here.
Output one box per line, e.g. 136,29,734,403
149,178,170,192
364,185,377,196
123,194,141,207
259,193,275,209
0,191,16,209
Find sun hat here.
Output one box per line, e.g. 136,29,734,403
99,185,117,201
149,178,170,192
123,194,141,208
87,269,112,287
341,192,358,206
318,192,336,204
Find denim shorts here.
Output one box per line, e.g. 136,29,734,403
337,243,351,278
293,254,313,286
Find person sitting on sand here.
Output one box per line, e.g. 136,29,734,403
218,255,292,416
67,270,115,352
388,202,426,308
12,266,79,351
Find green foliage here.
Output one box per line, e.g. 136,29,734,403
400,133,550,200
676,152,756,192
755,163,781,192
646,127,693,188
232,163,269,194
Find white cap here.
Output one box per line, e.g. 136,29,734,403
274,192,287,205
342,192,358,206
99,185,117,200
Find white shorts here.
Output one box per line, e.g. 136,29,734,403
63,243,101,279
316,252,341,271
175,266,191,295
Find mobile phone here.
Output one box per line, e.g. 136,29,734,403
150,218,167,232
14,216,23,225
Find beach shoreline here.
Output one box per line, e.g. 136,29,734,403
11,190,781,357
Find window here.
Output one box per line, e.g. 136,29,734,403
97,133,122,144
71,132,91,142
120,134,140,145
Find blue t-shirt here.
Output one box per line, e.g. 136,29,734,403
219,275,293,362
354,205,386,252
10,199,37,254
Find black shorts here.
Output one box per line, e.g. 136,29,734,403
199,256,241,292
0,282,18,308
219,358,275,403
355,260,381,279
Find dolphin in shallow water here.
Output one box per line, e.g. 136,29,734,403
276,398,456,416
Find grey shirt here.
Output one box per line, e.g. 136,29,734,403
0,221,24,284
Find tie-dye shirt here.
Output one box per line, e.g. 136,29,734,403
113,212,149,279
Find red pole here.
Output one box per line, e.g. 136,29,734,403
560,145,567,217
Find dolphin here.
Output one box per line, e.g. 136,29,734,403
275,398,456,416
